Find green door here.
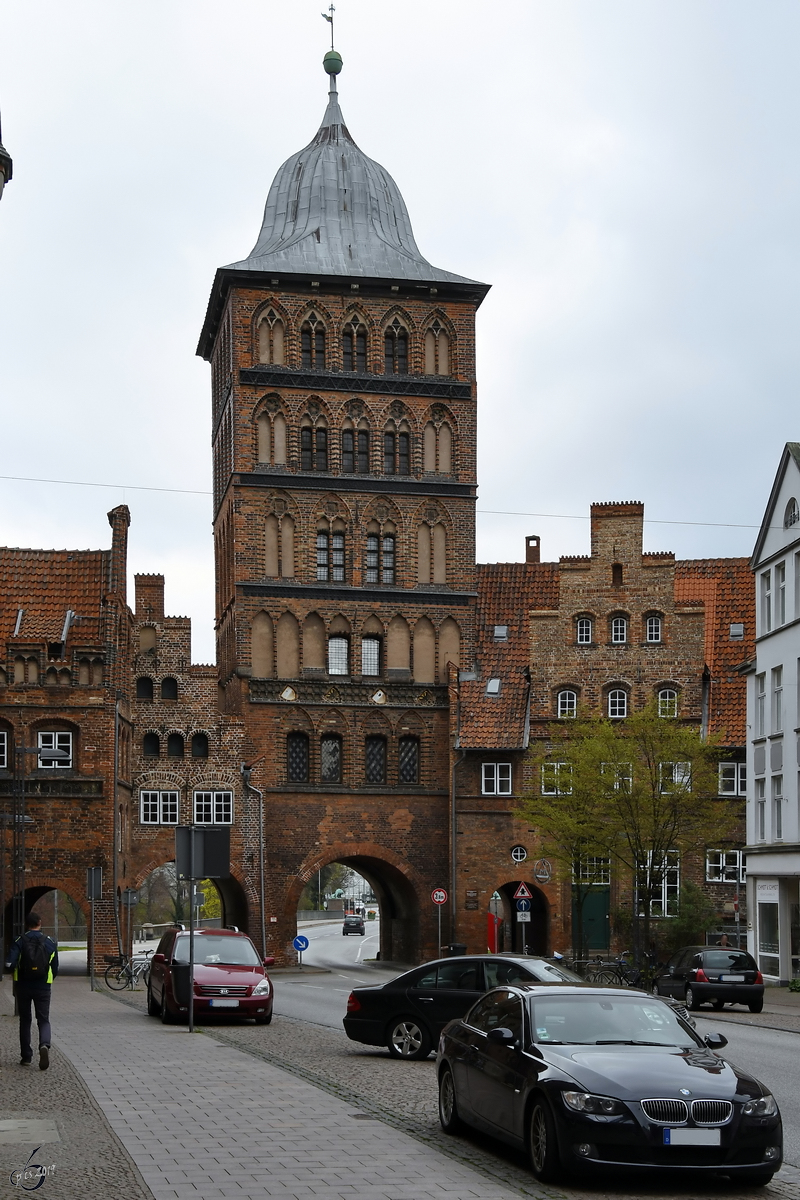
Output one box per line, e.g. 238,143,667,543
572,888,610,952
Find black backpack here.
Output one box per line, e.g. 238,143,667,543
17,933,51,982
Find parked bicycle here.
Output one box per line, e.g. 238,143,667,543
103,949,154,991
584,950,660,989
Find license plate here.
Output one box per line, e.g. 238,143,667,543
720,974,745,982
209,998,239,1008
664,1128,720,1146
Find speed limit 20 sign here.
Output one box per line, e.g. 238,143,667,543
431,888,448,905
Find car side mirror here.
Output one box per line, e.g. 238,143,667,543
151,953,165,964
263,957,275,968
705,1032,728,1050
487,1026,516,1045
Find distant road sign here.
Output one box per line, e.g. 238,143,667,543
293,935,309,952
516,898,531,912
511,845,528,863
513,882,533,900
533,859,552,883
431,888,448,906
517,912,531,923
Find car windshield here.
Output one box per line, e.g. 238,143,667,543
529,995,701,1047
702,951,757,972
173,935,261,966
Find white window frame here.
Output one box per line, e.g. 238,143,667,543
646,850,680,917
718,762,746,796
772,665,783,733
573,856,611,885
646,615,662,643
576,617,592,645
608,689,627,719
193,790,234,825
0,730,6,770
756,778,766,840
657,688,677,718
38,731,72,769
602,761,632,791
776,561,786,626
541,761,572,795
139,790,179,825
755,673,766,737
705,849,746,884
611,616,627,644
761,570,772,633
772,775,783,841
557,689,577,718
327,636,349,676
482,762,512,796
659,761,692,793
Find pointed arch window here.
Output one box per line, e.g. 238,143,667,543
342,318,367,372
301,424,328,471
317,526,345,582
366,530,395,584
342,425,370,474
287,732,309,783
301,313,326,369
365,735,387,783
424,320,450,375
384,318,408,375
398,736,419,783
257,309,285,365
320,735,342,783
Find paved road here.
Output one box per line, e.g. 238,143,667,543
274,918,395,1029
695,1016,799,1168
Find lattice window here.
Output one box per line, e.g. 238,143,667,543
365,736,387,784
327,636,349,675
361,637,381,676
398,737,419,784
287,733,309,783
320,735,342,783
317,531,345,582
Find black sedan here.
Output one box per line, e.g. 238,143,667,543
653,946,764,1012
344,954,583,1059
437,984,782,1185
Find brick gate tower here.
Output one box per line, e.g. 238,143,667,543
197,50,488,963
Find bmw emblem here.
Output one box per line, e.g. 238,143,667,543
679,1089,691,1096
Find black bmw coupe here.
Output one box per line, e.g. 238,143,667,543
437,983,782,1185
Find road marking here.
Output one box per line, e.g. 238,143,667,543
356,934,378,963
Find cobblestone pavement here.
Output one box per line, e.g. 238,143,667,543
105,982,800,1200
0,981,152,1200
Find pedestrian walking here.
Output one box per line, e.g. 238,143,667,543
6,910,59,1070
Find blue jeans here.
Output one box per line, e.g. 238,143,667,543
16,985,52,1060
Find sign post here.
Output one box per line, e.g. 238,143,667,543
86,867,102,990
432,888,448,956
293,934,309,966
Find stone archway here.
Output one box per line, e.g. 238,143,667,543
495,879,549,956
132,860,253,944
288,842,423,965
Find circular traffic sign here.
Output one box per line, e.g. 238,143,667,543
293,935,309,952
511,845,528,863
431,888,448,905
516,898,531,912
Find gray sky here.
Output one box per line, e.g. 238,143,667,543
1,1,798,662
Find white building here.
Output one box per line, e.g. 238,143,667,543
745,442,800,982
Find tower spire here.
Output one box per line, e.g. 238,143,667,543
321,4,336,51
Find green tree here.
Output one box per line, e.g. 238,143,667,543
518,703,733,960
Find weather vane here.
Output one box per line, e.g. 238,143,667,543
321,4,335,50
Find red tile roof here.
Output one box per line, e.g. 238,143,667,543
0,547,108,650
674,559,753,743
458,562,559,749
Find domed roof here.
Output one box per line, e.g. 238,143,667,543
226,77,478,286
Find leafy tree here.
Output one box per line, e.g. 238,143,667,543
658,882,717,958
518,703,733,959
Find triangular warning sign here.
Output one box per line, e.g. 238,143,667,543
513,882,533,900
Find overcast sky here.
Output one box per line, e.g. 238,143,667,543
1,2,798,662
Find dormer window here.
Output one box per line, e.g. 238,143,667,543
301,313,326,369
384,318,408,375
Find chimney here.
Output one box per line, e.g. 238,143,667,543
135,574,165,621
525,535,540,564
107,506,131,604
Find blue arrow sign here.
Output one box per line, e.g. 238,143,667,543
516,898,531,912
293,935,309,952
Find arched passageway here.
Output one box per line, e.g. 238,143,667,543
2,886,89,973
491,880,549,956
131,862,251,951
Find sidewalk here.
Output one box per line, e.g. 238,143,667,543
703,985,800,1035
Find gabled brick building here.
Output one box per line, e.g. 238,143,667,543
452,503,754,958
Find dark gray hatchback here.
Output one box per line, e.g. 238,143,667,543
653,947,764,1012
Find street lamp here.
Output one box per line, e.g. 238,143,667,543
0,112,12,201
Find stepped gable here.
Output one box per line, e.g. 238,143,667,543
458,561,560,749
0,547,107,646
675,558,754,742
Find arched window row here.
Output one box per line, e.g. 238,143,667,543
286,731,420,786
257,411,455,478
263,517,448,587
142,731,210,759
572,611,666,647
255,307,454,377
4,656,105,687
251,612,460,685
135,677,182,702
553,685,681,720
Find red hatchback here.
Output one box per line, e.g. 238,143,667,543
147,927,275,1024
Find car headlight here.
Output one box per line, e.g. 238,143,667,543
743,1094,778,1117
562,1091,623,1116
253,978,271,996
